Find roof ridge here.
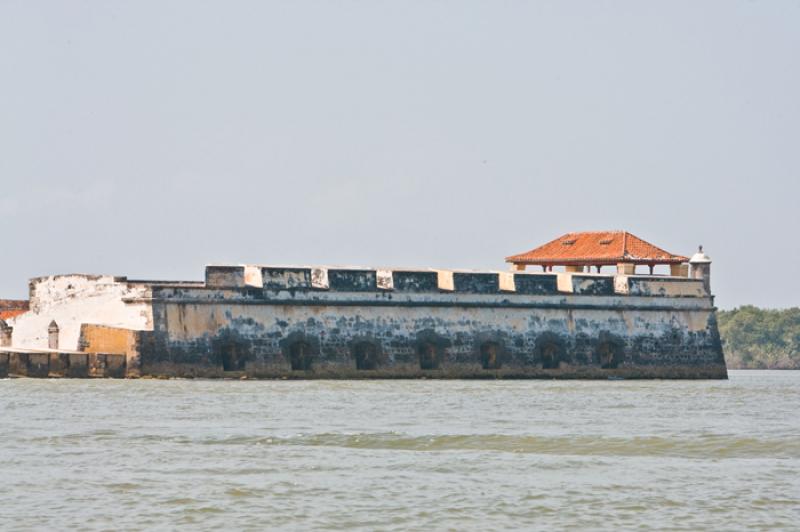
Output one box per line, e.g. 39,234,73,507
564,230,625,235
622,231,628,259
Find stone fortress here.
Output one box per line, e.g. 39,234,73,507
0,231,726,379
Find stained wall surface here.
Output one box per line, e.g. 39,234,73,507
3,265,724,379
133,267,725,379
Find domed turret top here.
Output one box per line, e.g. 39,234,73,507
689,245,712,264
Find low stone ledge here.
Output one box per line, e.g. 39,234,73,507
48,353,70,377
0,350,126,378
26,353,50,378
8,352,27,376
89,353,126,378
66,353,89,378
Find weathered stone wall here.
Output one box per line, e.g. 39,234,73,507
132,266,726,379
79,324,142,377
6,275,154,350
1,265,725,379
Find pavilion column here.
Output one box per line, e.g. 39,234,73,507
617,263,635,275
670,263,689,277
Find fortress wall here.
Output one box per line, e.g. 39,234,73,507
2,265,724,379
7,275,154,350
134,270,725,378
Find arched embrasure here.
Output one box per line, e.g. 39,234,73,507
534,333,566,370
418,342,441,370
540,342,560,369
596,341,624,369
354,342,380,370
289,341,314,371
480,341,502,370
212,331,252,372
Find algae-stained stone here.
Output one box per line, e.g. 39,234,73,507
66,353,89,378
105,354,126,378
48,353,69,376
570,275,615,295
263,268,312,291
453,273,500,294
392,271,438,292
514,274,558,295
88,353,106,378
8,353,27,376
328,270,377,292
27,353,50,378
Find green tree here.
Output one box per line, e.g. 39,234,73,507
717,306,800,369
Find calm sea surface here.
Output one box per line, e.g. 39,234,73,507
1,371,799,531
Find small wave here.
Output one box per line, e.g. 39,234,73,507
303,432,800,458
106,482,141,492
143,432,800,459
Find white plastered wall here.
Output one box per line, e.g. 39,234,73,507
7,275,153,350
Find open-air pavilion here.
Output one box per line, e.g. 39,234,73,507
506,230,689,275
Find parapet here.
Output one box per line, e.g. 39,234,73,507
201,264,708,298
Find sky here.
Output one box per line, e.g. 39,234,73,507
1,0,798,309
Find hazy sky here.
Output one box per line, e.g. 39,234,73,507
1,1,798,309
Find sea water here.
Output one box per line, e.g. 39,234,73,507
1,371,798,530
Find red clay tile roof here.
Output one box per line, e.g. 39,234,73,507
0,300,29,321
0,310,27,320
506,231,689,266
